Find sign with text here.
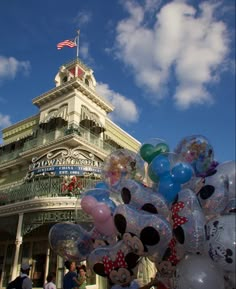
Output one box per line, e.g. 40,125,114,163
26,147,103,179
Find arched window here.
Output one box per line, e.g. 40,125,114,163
85,78,89,86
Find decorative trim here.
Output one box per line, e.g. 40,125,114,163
22,209,91,235
0,197,79,217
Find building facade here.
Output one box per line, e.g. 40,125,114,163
0,59,152,289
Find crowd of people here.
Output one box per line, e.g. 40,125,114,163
9,260,159,289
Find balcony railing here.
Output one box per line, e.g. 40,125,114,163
0,177,98,206
0,125,118,165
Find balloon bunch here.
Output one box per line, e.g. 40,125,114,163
149,153,193,203
48,135,235,289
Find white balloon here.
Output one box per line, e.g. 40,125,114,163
175,254,225,289
205,214,236,272
173,188,206,254
224,271,236,289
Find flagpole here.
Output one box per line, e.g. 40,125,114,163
76,29,80,59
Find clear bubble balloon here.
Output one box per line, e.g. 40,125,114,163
101,149,145,189
198,162,232,215
87,240,140,286
216,161,236,213
175,254,225,289
224,271,236,289
118,178,170,220
172,188,206,254
114,204,172,261
175,135,214,176
205,214,236,272
48,223,94,262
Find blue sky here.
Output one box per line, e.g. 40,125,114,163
0,0,235,163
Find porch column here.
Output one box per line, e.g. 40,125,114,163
44,247,50,284
11,213,24,280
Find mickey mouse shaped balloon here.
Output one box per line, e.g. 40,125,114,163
198,161,234,216
205,213,236,273
117,178,170,220
114,204,172,262
170,188,206,254
87,240,141,289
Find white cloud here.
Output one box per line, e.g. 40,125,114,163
114,0,230,109
0,56,30,81
0,113,11,129
96,82,139,124
73,11,92,26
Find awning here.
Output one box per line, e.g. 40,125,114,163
80,119,96,128
90,125,106,134
39,117,67,128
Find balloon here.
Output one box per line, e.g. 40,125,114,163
171,162,193,183
198,161,232,215
158,175,181,204
205,214,236,272
82,188,117,213
81,195,97,214
174,134,214,176
114,204,172,261
95,181,109,189
48,223,94,262
87,240,140,286
149,153,193,204
139,139,169,164
84,188,110,202
150,155,171,176
216,161,236,213
118,178,170,220
172,189,206,254
93,203,111,222
175,254,225,289
80,194,117,236
147,164,160,183
224,271,236,289
101,149,145,189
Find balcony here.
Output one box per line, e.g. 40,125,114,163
0,176,98,206
0,125,119,165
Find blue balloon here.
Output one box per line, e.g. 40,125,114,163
105,198,117,213
95,181,109,189
150,155,170,177
158,175,181,204
85,189,110,202
84,188,116,212
171,163,193,183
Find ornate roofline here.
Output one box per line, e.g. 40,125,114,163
32,78,114,113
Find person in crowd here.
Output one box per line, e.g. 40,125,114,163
20,263,32,289
44,272,56,289
63,261,78,289
73,265,87,289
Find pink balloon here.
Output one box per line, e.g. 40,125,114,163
81,195,97,214
95,217,117,236
92,203,111,222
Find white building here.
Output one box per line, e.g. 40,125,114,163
0,58,145,289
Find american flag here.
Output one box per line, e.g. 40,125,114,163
57,39,76,50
